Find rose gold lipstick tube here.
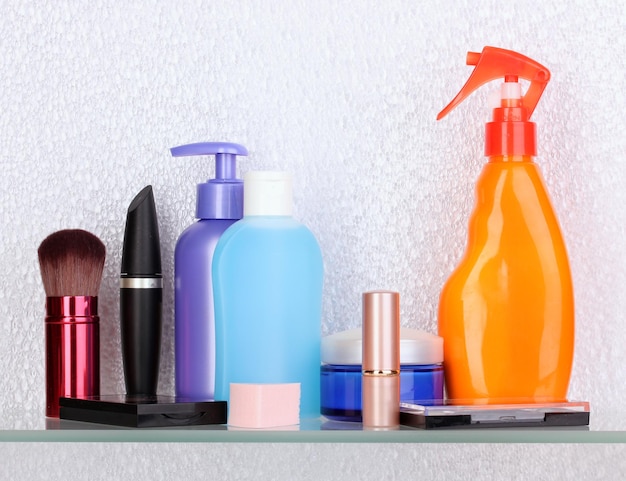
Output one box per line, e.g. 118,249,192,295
362,290,400,429
45,296,100,418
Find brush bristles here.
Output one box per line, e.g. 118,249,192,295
38,229,106,297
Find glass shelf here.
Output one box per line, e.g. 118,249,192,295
0,409,624,443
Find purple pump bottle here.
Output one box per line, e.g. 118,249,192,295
171,142,247,401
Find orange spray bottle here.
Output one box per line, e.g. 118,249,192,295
437,47,574,404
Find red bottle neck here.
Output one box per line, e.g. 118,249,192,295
485,104,536,157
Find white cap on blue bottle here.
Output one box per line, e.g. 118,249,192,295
244,171,293,216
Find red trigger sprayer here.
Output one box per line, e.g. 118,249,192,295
436,47,575,404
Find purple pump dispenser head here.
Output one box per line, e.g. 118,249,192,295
170,142,248,220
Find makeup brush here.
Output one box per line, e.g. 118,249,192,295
37,229,106,417
38,229,106,297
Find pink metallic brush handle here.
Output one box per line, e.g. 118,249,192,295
45,296,100,418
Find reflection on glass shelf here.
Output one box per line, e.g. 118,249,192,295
0,408,624,443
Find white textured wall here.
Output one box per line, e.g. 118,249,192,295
1,0,625,478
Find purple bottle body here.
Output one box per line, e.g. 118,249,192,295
175,218,237,400
172,142,247,401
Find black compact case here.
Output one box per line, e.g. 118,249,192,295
399,401,590,430
59,395,227,428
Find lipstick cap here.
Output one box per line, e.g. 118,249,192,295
121,185,162,277
362,290,400,372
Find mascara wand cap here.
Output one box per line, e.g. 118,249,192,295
121,185,162,277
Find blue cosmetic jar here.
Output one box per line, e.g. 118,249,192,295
321,327,444,422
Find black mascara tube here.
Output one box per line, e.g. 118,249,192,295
120,185,163,396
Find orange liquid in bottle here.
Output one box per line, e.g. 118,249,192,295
438,155,574,404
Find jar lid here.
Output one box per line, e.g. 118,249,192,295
321,327,443,365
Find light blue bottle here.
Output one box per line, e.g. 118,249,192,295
212,171,323,418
